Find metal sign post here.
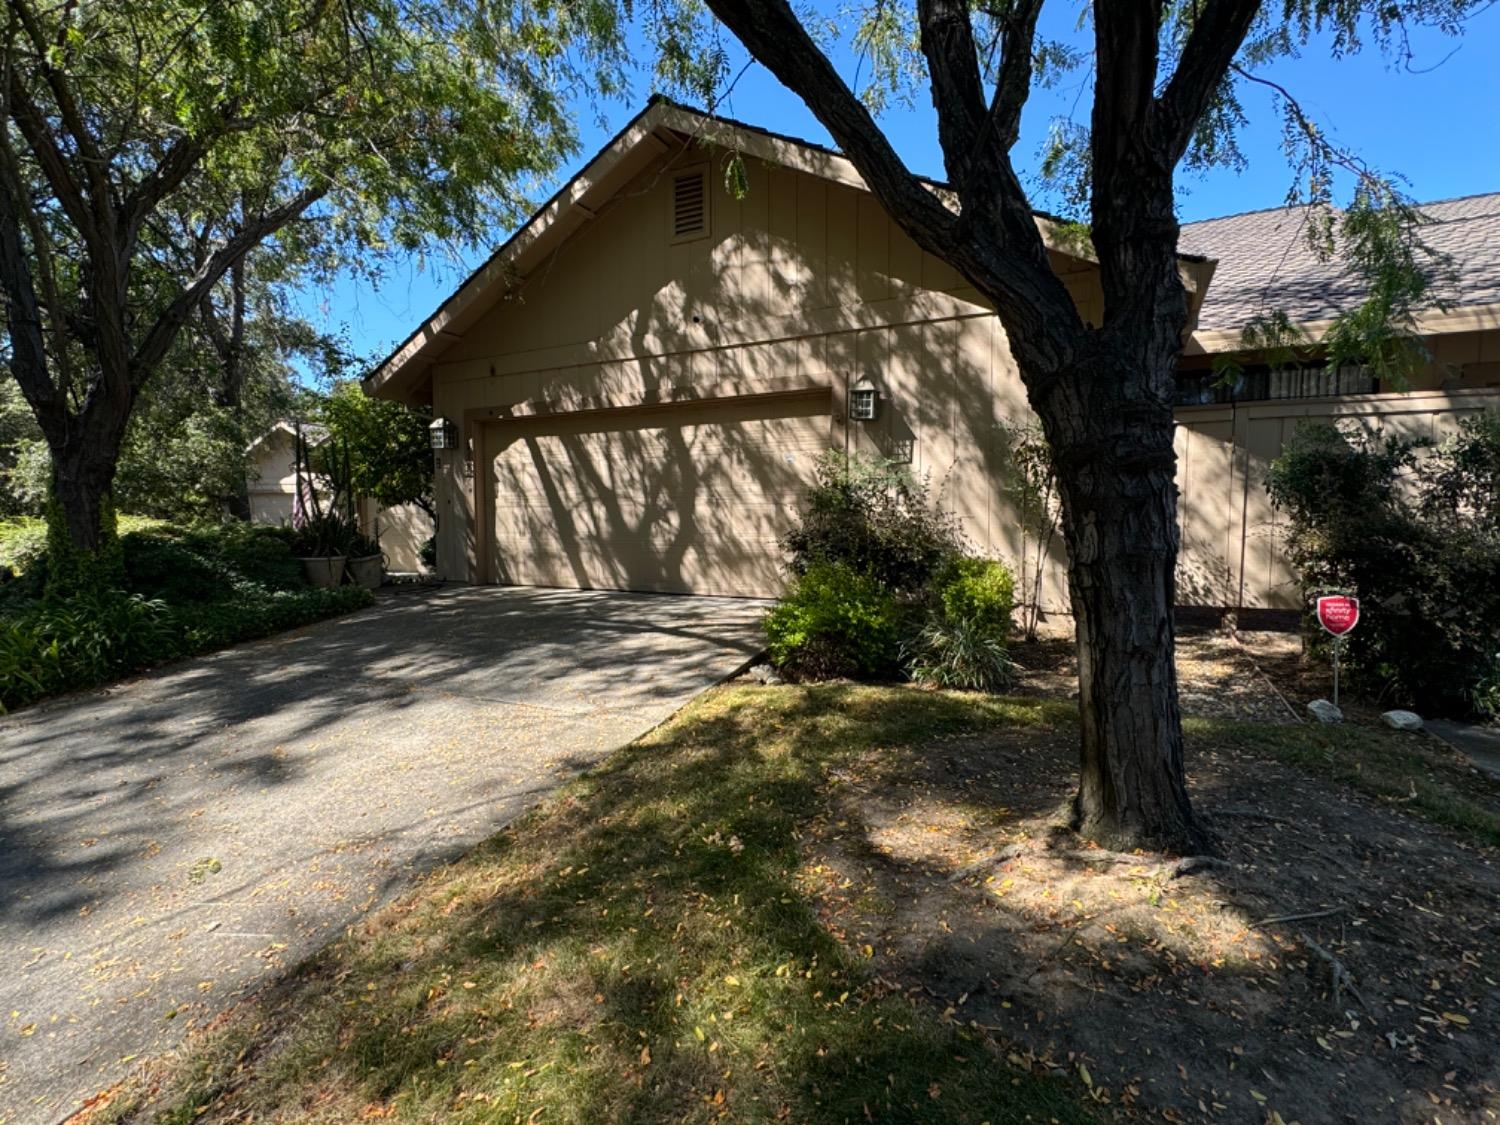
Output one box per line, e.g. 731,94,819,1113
1316,595,1360,707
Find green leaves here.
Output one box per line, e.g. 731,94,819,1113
722,151,749,201
315,382,434,513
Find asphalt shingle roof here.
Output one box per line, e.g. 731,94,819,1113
1179,192,1500,333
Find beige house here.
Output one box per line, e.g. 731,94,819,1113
245,421,433,574
364,98,1500,612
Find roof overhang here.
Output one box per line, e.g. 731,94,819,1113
364,98,1218,405
245,420,328,455
1185,297,1500,357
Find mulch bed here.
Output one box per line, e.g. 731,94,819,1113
794,636,1500,1123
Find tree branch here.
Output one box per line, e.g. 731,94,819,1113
0,131,58,438
700,0,957,253
704,0,1085,372
983,0,1042,155
130,184,325,381
6,0,115,227
4,62,102,253
916,0,985,185
1153,0,1263,165
0,23,61,436
1091,1,1161,179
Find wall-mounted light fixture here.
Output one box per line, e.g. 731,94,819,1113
849,378,880,422
429,417,459,451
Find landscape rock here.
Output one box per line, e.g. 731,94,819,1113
1307,699,1343,724
1381,709,1424,731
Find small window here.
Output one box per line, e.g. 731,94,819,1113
1175,362,1379,406
670,167,708,242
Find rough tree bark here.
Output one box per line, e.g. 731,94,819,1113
701,0,1263,851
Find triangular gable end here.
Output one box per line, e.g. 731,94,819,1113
365,97,1217,406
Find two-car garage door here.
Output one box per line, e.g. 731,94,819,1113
480,390,830,597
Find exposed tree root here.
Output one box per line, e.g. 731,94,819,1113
1299,928,1379,1019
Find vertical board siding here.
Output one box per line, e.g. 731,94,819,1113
429,136,1500,610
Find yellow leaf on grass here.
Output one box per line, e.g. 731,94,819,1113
1078,1064,1091,1088
640,1046,651,1066
1442,1012,1470,1026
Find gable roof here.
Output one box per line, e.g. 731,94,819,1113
1181,192,1500,347
246,420,328,455
364,97,1213,403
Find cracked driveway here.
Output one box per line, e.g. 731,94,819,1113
0,586,765,1124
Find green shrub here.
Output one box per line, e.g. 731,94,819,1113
0,617,62,707
1267,414,1500,717
902,617,1014,691
782,453,964,594
1,589,175,711
0,517,47,578
0,517,375,713
172,586,371,651
904,556,1017,691
1474,652,1500,724
932,556,1015,638
123,522,303,601
765,562,903,680
39,588,177,681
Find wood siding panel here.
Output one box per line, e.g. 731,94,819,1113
427,134,1500,608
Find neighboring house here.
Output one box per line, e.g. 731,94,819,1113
246,421,326,526
244,421,433,573
1174,197,1500,610
363,97,1500,612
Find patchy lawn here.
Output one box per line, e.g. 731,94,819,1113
89,663,1500,1124
91,687,1096,1125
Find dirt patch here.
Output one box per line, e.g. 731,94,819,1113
1236,629,1402,724
800,711,1500,1124
1011,627,1296,725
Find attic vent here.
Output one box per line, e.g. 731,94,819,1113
671,169,707,240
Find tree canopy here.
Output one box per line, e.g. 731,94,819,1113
1,0,627,555
316,381,434,520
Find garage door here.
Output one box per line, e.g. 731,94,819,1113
482,391,830,597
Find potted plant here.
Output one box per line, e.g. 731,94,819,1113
345,532,384,590
288,419,360,587
291,511,356,587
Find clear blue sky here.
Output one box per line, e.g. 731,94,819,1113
293,6,1500,372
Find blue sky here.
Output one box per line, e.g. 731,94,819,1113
294,6,1500,371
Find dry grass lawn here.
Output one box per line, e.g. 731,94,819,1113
89,633,1500,1125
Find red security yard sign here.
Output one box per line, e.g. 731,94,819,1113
1315,595,1359,709
1316,596,1360,637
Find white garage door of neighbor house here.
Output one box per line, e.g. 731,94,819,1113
483,392,830,597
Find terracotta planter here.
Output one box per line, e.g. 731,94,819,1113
346,554,384,590
300,555,346,588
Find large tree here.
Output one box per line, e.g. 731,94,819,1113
0,0,623,563
678,0,1473,850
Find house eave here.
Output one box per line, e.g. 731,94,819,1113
364,98,1210,406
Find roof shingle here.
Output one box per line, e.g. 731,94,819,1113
1179,192,1500,333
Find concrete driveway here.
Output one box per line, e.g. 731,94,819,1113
0,586,766,1124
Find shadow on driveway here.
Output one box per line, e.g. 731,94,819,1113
0,585,766,1124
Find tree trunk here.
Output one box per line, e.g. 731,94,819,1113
1037,344,1201,854
51,455,114,553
